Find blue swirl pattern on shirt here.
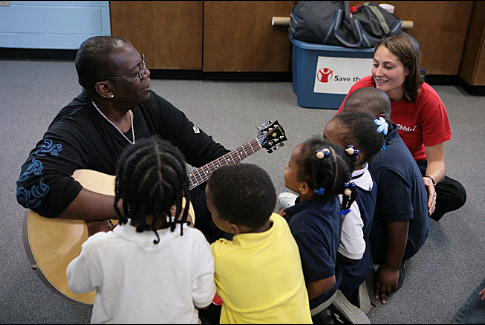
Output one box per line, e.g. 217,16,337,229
35,139,62,157
17,139,62,209
18,158,43,182
16,179,49,209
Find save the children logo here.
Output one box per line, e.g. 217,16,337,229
313,56,374,94
317,68,333,83
316,66,361,84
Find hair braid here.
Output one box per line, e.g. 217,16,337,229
297,137,358,213
114,136,191,244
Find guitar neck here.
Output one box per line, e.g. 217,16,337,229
188,138,262,190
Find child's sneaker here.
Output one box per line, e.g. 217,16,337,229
311,307,336,324
355,281,371,314
278,192,298,210
331,290,371,324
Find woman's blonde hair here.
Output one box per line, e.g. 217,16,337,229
373,34,424,103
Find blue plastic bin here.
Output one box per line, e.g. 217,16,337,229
290,34,375,109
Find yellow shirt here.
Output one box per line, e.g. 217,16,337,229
211,213,312,324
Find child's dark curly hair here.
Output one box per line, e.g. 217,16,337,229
207,164,276,229
114,136,190,244
297,137,357,212
329,111,390,164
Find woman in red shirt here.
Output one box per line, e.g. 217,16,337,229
338,34,466,222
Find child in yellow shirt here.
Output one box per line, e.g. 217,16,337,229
206,164,312,324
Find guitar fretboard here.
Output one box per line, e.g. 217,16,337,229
188,138,262,190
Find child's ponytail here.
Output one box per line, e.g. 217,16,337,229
298,138,357,210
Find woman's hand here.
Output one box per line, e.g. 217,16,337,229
424,143,446,216
423,176,437,216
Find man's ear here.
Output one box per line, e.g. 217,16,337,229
94,81,114,99
229,223,240,235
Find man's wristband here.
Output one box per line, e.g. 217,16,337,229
425,175,436,186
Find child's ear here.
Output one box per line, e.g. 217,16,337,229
299,182,310,195
356,152,365,165
229,223,240,235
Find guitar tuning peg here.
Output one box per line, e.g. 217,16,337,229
280,142,285,147
257,126,262,131
261,123,267,128
274,144,280,150
267,149,273,154
267,120,273,125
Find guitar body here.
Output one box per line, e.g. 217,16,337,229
23,169,116,304
22,121,287,305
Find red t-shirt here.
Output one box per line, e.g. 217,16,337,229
337,76,452,161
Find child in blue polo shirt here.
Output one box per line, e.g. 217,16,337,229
342,87,429,306
323,110,388,316
281,137,357,323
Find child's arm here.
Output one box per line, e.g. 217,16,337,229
66,235,105,293
192,272,216,309
306,276,336,300
193,238,217,309
374,220,408,305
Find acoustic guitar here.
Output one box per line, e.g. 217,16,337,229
22,120,287,305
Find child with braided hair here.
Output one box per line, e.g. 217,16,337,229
323,110,388,319
281,137,358,323
66,136,216,324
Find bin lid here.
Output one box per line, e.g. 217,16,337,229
289,33,375,53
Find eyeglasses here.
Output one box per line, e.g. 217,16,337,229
97,54,146,82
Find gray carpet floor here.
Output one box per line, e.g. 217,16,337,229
1,59,484,323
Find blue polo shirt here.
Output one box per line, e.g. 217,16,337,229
369,124,429,264
285,198,342,310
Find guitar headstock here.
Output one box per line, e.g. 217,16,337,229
257,120,288,153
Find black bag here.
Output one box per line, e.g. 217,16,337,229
289,1,402,48
353,2,403,47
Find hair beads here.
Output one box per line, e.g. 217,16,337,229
345,145,360,157
316,148,330,159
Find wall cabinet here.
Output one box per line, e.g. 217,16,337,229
111,1,481,85
110,1,295,72
349,1,475,76
203,1,295,72
110,1,204,70
458,1,485,86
